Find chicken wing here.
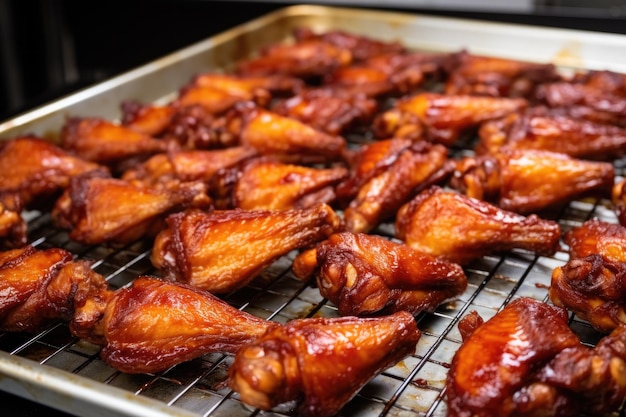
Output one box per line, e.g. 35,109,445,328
612,177,626,226
341,139,452,233
151,203,343,294
0,245,109,333
97,276,279,374
446,297,626,417
0,193,26,248
223,158,349,211
477,109,626,159
292,232,467,316
450,149,614,214
120,146,257,186
120,100,178,136
373,92,527,146
395,186,561,265
563,219,626,262
60,117,175,172
0,135,108,210
228,311,420,417
191,72,303,97
52,172,212,245
550,254,626,332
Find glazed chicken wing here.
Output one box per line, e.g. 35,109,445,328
292,232,467,316
223,158,348,211
611,177,626,226
121,146,257,186
60,117,175,172
0,193,26,248
0,245,109,333
550,254,626,332
120,100,178,136
450,148,614,214
341,139,452,233
536,81,626,117
373,92,527,146
97,276,279,374
563,219,626,262
52,172,212,245
191,72,303,97
0,135,108,210
477,109,626,159
395,187,561,265
151,203,343,294
228,311,420,417
446,297,626,417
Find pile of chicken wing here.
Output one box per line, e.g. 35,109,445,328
2,26,626,416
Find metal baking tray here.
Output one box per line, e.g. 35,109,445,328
1,4,625,417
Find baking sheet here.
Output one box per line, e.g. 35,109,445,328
0,4,625,417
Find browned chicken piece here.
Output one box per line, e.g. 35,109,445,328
94,276,279,374
160,104,233,150
120,100,178,136
293,26,406,62
339,139,452,233
550,254,626,332
373,92,527,146
395,186,561,265
52,172,212,245
563,219,626,262
450,148,615,214
446,297,626,417
221,158,349,211
477,109,626,159
236,38,352,78
0,135,108,210
0,245,109,333
271,87,378,135
0,194,26,248
445,53,561,98
292,232,467,316
612,177,626,226
218,103,349,164
535,81,626,122
191,72,303,97
151,203,343,294
121,146,257,186
60,117,176,172
229,311,420,417
174,84,269,115
572,69,626,96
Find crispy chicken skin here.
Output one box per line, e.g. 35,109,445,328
151,203,343,294
550,254,626,332
477,109,626,159
445,53,561,98
395,187,561,265
612,177,626,226
0,194,26,248
292,232,467,316
0,245,109,333
121,146,257,186
52,172,212,245
446,297,626,417
341,139,452,233
191,72,303,97
60,117,175,171
228,311,420,417
451,149,615,214
227,158,349,211
98,276,278,374
536,81,626,119
563,219,626,262
373,92,527,146
0,135,108,210
120,100,178,136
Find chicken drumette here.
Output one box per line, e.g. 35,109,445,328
151,203,343,294
395,186,561,265
228,311,420,417
446,297,626,417
292,232,467,316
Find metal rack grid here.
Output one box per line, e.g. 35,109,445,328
0,154,622,417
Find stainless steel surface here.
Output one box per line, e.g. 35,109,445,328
0,4,625,417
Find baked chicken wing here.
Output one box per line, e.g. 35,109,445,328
395,186,561,265
96,276,279,374
151,203,343,294
0,194,26,249
228,311,420,417
292,232,467,316
563,219,626,262
446,297,626,417
373,92,527,146
611,177,626,226
450,148,614,214
52,172,212,245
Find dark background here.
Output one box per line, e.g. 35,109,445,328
1,0,625,415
